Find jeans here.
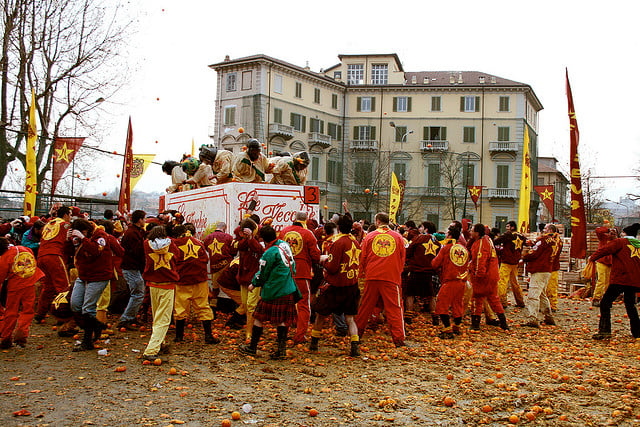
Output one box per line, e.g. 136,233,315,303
70,278,109,317
120,269,145,322
598,283,640,338
524,272,552,322
333,313,347,332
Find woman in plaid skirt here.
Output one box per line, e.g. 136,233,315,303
239,226,301,359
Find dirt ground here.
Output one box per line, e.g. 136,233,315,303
1,296,640,427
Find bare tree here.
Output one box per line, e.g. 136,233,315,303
0,0,131,197
345,151,391,221
439,152,471,222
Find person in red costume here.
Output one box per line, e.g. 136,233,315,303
591,225,618,306
521,223,558,328
493,220,526,307
34,206,72,323
234,217,264,338
469,224,509,331
355,212,407,347
0,237,44,348
280,211,321,344
590,223,640,339
203,221,237,321
404,221,440,325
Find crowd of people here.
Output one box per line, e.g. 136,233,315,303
2,198,639,362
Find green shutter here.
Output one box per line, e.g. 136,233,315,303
475,96,480,112
320,120,324,134
371,126,376,140
302,115,306,133
393,97,398,112
353,126,359,140
356,97,361,112
407,97,412,112
337,125,342,141
441,127,447,140
423,127,429,140
460,97,465,112
337,162,343,184
290,113,295,127
371,97,376,112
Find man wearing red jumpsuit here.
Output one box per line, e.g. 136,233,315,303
280,211,321,344
0,238,45,348
469,224,509,331
431,226,469,339
35,206,72,322
355,213,407,347
591,225,617,306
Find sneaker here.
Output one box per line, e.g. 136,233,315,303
238,344,257,355
592,299,601,307
486,318,500,327
142,354,166,362
159,343,171,354
521,320,540,328
592,332,612,340
116,321,136,331
72,342,94,352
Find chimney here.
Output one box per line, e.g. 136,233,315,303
450,73,455,84
491,76,497,84
304,61,310,71
423,76,429,84
479,76,485,84
224,55,230,62
411,75,417,84
458,72,463,84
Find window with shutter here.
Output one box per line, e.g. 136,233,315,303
463,127,475,143
395,126,407,142
497,165,509,188
314,88,321,104
394,163,407,180
396,97,409,112
431,96,441,112
423,127,430,140
499,96,510,112
462,163,475,186
224,106,236,125
428,164,440,187
274,75,283,94
311,157,319,181
273,108,282,124
332,94,338,109
227,73,237,92
475,96,481,112
295,82,302,98
462,96,477,112
498,127,510,141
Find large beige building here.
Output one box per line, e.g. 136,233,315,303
209,54,543,231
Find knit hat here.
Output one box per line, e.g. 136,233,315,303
623,223,640,237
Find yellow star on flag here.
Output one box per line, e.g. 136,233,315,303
628,245,640,259
179,238,200,260
541,188,553,200
149,251,173,270
345,243,361,267
55,143,74,163
208,239,225,256
514,236,524,251
422,240,439,256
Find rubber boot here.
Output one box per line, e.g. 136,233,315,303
239,325,262,355
471,315,481,331
271,326,288,360
432,315,440,326
486,317,500,326
225,311,245,330
93,318,107,342
452,317,463,335
350,338,360,357
74,314,94,352
202,320,220,344
174,319,185,342
498,313,509,330
309,336,319,352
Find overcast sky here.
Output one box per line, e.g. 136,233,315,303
78,0,639,202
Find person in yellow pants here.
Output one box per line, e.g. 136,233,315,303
592,226,617,306
545,231,563,311
494,221,526,307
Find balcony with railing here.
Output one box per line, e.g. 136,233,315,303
269,123,294,140
420,140,449,152
308,132,332,148
487,188,518,199
350,140,378,150
489,141,518,153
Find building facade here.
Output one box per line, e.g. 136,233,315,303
209,54,543,231
536,156,570,227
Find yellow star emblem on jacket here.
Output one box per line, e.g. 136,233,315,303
179,238,200,260
513,236,524,251
208,238,225,256
422,240,439,256
628,245,640,259
345,242,361,267
149,251,174,270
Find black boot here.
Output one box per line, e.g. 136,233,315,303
432,315,440,326
486,317,500,326
226,311,246,330
73,315,94,352
471,315,481,331
174,319,185,342
271,326,288,360
350,340,360,357
202,320,219,344
497,313,510,330
239,325,262,355
93,318,107,342
309,336,319,352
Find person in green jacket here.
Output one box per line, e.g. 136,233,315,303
239,225,300,359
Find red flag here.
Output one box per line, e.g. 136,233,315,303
118,118,134,213
567,70,587,258
534,185,555,221
468,185,483,209
51,137,85,195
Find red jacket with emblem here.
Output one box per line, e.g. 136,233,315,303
589,237,640,288
174,235,208,285
359,226,406,284
142,238,180,288
234,228,264,287
432,241,470,283
280,223,321,280
594,226,614,266
551,234,563,271
217,259,240,291
75,229,122,282
38,217,71,258
522,233,556,273
323,233,360,287
470,235,500,295
203,230,237,273
494,231,525,265
0,245,45,291
406,233,440,273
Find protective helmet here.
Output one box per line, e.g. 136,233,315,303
199,144,218,164
181,157,200,175
246,139,261,150
293,151,310,167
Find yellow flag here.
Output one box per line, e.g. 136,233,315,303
389,172,401,223
191,138,195,157
517,127,531,233
130,154,156,191
23,90,38,215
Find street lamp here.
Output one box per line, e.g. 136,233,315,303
389,122,413,149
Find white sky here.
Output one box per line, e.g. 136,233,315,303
81,0,639,202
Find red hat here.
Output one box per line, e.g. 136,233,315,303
29,216,40,225
0,223,11,236
71,206,81,216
